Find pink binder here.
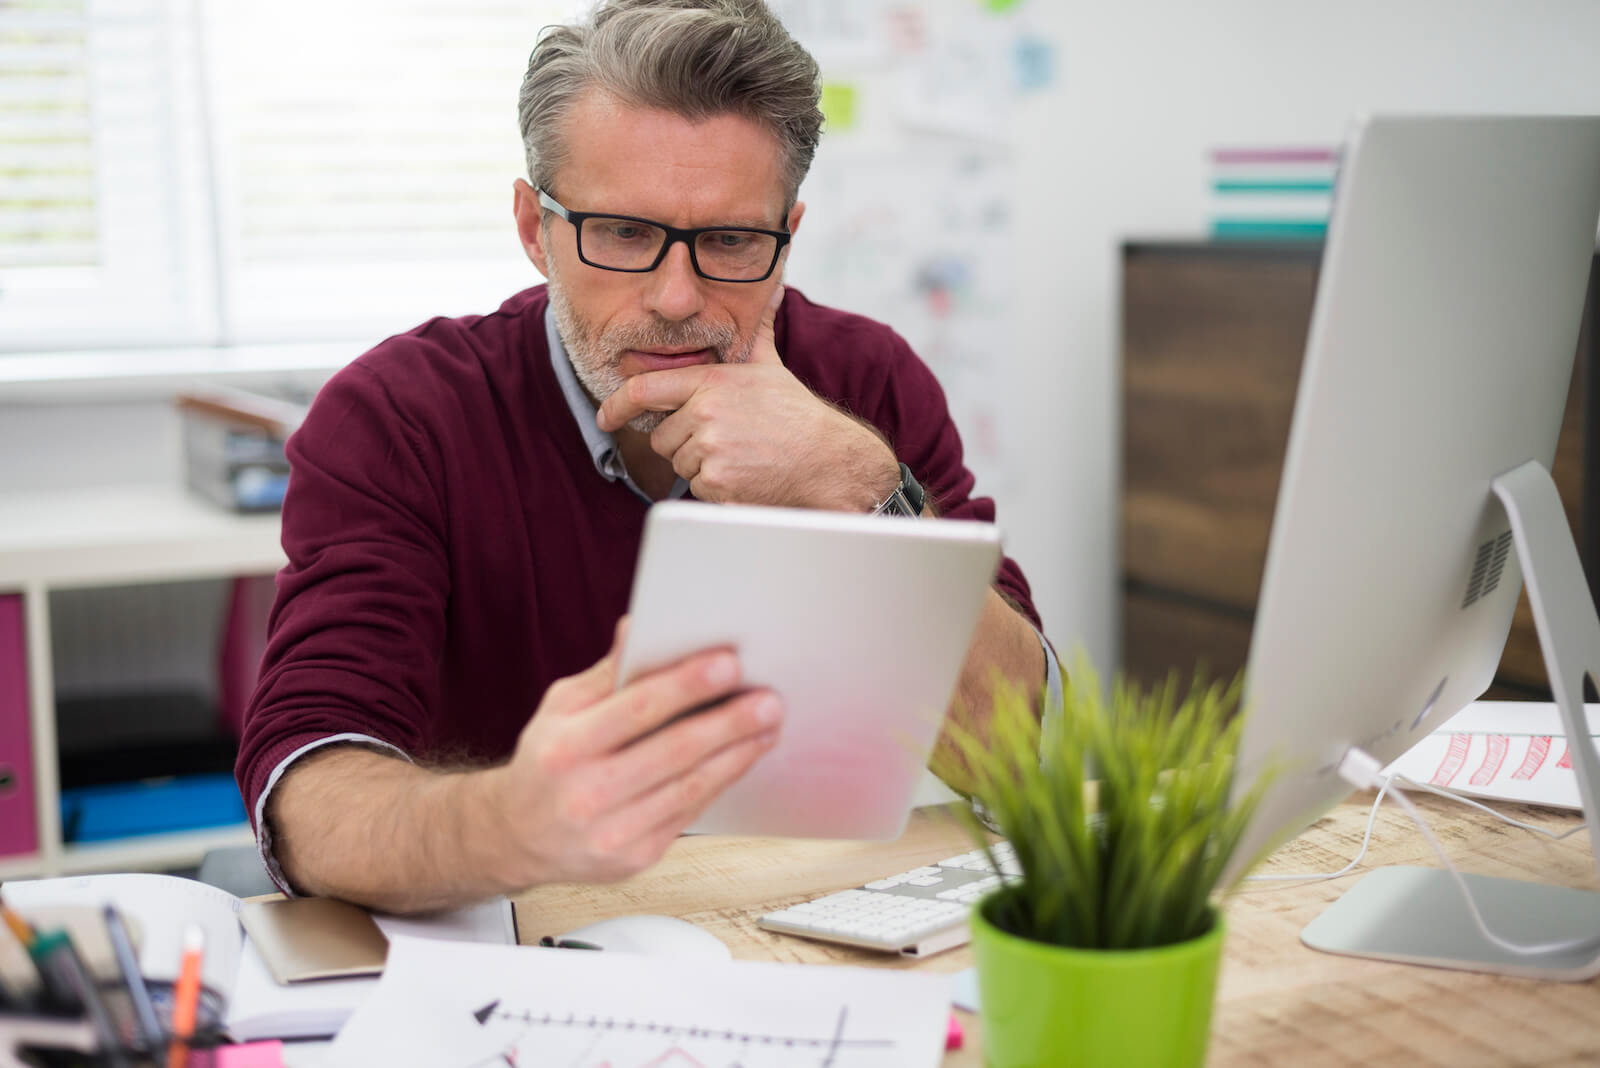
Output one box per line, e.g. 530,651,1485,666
0,594,38,857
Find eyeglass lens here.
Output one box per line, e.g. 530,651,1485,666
579,217,778,280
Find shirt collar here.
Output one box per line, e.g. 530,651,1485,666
544,302,689,502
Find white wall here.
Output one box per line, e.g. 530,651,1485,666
1009,0,1600,676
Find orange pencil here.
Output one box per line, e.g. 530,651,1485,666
0,902,34,949
167,925,205,1068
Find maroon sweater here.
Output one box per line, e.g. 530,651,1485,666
235,285,1039,822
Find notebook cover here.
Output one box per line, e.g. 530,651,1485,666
239,897,389,984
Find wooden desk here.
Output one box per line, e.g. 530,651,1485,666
511,796,1600,1067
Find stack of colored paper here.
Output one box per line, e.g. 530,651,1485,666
1208,146,1339,240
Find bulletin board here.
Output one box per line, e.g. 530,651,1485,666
774,0,1057,497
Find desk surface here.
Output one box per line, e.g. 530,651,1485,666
510,794,1600,1067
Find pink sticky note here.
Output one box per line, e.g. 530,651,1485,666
946,1013,964,1051
214,1041,285,1068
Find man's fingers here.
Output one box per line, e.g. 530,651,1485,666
644,728,779,830
588,725,780,866
564,647,746,758
583,689,781,812
596,364,713,432
648,407,694,465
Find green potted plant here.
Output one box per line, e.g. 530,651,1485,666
949,656,1274,1068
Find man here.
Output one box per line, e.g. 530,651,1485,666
236,0,1053,913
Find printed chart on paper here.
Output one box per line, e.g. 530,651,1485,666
466,999,903,1067
1384,700,1600,809
328,936,950,1068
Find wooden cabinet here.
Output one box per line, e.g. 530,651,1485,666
1120,240,1599,698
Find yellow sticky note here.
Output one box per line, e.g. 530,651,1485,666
820,82,859,133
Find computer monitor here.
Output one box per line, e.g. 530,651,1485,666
1222,114,1600,978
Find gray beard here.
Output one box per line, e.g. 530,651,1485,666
546,263,751,435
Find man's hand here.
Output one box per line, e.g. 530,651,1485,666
491,618,782,886
269,619,782,911
596,288,900,512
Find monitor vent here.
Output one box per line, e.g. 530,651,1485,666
1461,530,1514,609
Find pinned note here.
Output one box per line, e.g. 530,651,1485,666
820,82,860,132
1013,33,1055,91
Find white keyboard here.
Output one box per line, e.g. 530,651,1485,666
757,842,1020,958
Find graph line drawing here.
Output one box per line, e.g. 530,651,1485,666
469,1002,898,1068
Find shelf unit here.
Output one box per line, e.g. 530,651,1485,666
0,484,285,878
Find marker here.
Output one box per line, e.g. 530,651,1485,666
104,904,163,1051
167,925,205,1068
0,902,51,1007
0,903,34,1009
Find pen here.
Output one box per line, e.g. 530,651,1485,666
31,926,131,1067
104,903,163,1051
167,924,205,1068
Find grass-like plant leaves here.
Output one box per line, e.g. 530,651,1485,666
949,653,1275,950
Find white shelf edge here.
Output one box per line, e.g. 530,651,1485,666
0,823,258,880
0,485,287,590
0,851,47,882
59,823,256,876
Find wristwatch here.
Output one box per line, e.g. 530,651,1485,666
872,462,926,518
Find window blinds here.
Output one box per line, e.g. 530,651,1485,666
1,0,95,270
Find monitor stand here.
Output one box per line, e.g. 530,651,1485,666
1301,459,1600,980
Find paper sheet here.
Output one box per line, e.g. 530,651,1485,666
1383,701,1600,809
329,936,951,1068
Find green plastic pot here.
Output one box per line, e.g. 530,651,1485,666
970,890,1225,1068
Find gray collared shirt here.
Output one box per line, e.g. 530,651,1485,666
544,307,691,505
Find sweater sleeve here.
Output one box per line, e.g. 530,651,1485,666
234,354,451,827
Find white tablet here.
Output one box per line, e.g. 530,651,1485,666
618,500,1002,840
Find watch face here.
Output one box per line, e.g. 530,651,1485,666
880,488,918,517
873,464,924,517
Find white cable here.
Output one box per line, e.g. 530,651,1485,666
1244,778,1392,882
1389,774,1586,841
1340,746,1600,958
1245,756,1585,884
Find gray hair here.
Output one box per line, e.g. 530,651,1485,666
519,0,823,210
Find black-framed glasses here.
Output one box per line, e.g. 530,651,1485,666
539,190,790,283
